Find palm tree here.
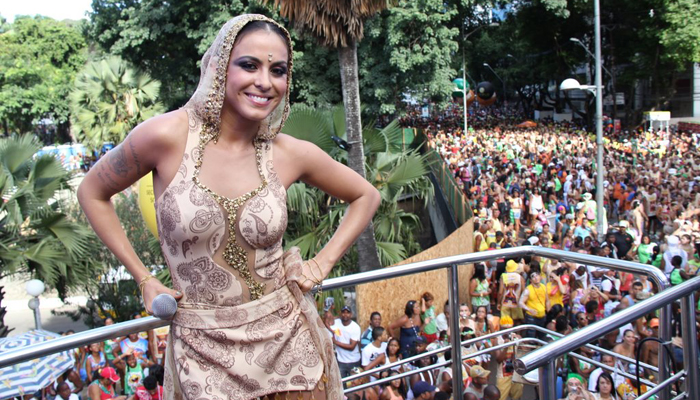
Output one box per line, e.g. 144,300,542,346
283,104,433,267
261,0,391,271
0,134,94,336
70,56,164,149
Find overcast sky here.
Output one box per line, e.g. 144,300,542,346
2,0,92,22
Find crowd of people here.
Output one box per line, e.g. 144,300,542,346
34,320,168,400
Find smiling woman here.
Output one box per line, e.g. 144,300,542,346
77,14,381,400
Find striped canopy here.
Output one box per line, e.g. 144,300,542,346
0,330,75,399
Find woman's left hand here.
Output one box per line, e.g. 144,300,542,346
298,260,317,293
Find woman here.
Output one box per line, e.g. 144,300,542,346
593,372,620,399
389,300,422,358
379,370,406,400
78,15,380,400
85,343,107,383
470,263,491,312
509,189,523,237
383,338,404,372
613,330,638,372
560,376,595,400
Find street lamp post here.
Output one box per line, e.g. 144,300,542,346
461,22,499,137
26,279,45,330
483,62,506,104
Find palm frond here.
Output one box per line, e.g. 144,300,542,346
375,241,405,267
284,104,336,152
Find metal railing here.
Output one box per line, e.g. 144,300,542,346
0,247,688,400
516,274,700,400
344,324,660,394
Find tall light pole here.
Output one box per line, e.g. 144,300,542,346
593,0,604,244
483,62,506,103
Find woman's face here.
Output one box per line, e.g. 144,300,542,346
624,331,637,345
224,29,289,125
477,307,486,320
388,339,399,356
413,303,420,315
460,305,470,318
598,377,612,394
643,235,650,244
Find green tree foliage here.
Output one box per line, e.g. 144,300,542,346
0,17,86,141
69,57,165,149
0,134,94,333
66,189,165,326
359,0,459,115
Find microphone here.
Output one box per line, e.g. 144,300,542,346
151,293,178,320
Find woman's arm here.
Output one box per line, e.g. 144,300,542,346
388,316,407,340
275,135,381,286
77,111,187,312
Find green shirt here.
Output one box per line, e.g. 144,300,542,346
638,243,655,265
670,269,685,285
422,306,438,335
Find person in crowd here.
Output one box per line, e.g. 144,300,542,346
411,381,437,400
88,367,125,400
494,316,523,400
640,318,660,369
331,305,362,378
361,311,383,350
465,365,490,398
593,372,621,399
55,382,79,400
347,367,379,400
116,332,150,366
85,343,107,384
435,300,450,334
613,329,638,373
498,260,525,323
379,370,407,400
561,376,595,400
519,271,549,339
384,337,405,372
587,355,623,393
421,292,439,343
361,326,389,380
484,385,502,400
390,300,423,358
115,352,154,397
470,263,491,313
129,374,162,400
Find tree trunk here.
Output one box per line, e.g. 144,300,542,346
338,41,382,272
0,287,13,338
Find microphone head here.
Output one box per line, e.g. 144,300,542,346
151,293,178,320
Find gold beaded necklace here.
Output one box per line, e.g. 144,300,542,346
192,136,268,301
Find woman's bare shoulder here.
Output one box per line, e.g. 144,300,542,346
132,109,189,147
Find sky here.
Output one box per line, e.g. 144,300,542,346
1,0,92,22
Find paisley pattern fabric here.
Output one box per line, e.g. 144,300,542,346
156,109,342,400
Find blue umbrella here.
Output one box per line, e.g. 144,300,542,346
0,330,75,399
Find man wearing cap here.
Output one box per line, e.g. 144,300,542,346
331,305,362,379
465,365,491,398
87,367,126,400
412,381,437,399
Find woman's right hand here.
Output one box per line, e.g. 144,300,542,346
142,277,182,315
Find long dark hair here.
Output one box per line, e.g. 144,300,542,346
595,372,619,398
472,263,486,281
